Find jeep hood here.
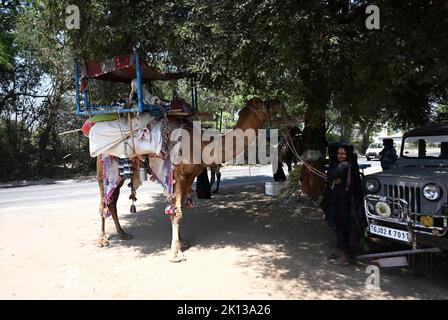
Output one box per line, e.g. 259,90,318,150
372,167,448,184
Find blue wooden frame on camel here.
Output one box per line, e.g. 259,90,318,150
74,48,198,116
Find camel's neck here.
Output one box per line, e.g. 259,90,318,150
233,108,264,131
218,107,266,163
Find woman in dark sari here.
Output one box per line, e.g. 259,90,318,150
324,145,366,265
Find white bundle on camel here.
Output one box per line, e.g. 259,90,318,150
89,79,171,158
89,112,163,158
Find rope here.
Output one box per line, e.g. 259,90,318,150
128,113,137,155
245,103,324,180
243,102,326,181
117,112,131,158
286,137,326,179
282,132,327,180
246,105,269,125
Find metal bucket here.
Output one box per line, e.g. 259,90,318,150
139,167,148,181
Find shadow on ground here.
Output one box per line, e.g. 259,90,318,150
116,183,448,299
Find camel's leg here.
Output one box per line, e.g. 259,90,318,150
96,158,109,247
109,180,133,241
169,170,199,262
97,216,110,247
169,177,185,262
169,214,183,262
179,174,197,248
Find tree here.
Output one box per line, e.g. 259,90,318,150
3,0,448,191
0,0,94,180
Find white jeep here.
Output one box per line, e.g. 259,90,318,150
364,124,448,250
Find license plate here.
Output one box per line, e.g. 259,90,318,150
369,224,412,243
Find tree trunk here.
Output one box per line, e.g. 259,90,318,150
340,117,353,143
360,124,372,155
300,80,328,198
358,120,375,154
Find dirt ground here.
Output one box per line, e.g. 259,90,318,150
1,182,448,300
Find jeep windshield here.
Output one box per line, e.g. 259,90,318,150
402,135,448,159
369,143,383,149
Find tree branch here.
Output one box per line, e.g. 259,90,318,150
14,92,50,99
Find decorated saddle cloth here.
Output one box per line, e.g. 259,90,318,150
146,119,187,214
99,155,141,218
99,154,120,218
90,113,189,216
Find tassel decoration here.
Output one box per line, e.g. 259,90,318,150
165,204,175,215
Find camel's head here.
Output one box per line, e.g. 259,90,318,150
245,98,283,123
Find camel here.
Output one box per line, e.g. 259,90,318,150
95,98,282,262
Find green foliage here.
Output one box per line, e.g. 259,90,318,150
0,30,13,71
0,0,94,181
279,164,303,199
0,0,23,70
1,0,448,181
51,0,448,129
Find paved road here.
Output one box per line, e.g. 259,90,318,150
0,160,381,210
358,158,382,175
0,165,274,210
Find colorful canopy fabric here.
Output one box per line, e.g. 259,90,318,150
81,54,187,83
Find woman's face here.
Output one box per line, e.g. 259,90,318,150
337,147,347,162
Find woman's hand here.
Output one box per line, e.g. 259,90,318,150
330,178,342,189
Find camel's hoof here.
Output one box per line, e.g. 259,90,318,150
96,237,110,248
118,232,133,241
169,252,187,263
